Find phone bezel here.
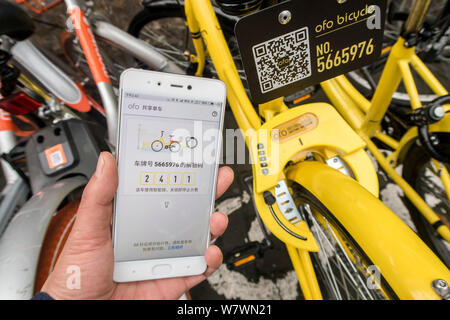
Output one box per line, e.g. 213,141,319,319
113,69,226,282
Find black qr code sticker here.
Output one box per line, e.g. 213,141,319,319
50,151,63,167
252,27,312,94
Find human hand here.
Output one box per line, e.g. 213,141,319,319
41,152,233,299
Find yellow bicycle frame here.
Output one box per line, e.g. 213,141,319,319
184,0,450,299
321,37,450,242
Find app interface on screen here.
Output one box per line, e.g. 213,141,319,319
114,90,223,262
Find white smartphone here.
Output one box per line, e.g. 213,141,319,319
113,69,226,282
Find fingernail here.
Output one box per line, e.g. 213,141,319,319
95,153,105,179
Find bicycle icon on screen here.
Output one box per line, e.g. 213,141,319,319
148,131,198,153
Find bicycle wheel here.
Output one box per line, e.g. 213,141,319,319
285,161,450,299
289,183,392,300
127,7,246,82
169,141,181,153
402,133,450,268
151,140,164,152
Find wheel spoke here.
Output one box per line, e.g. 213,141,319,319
142,26,188,54
301,204,384,300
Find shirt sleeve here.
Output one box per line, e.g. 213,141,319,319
31,292,54,300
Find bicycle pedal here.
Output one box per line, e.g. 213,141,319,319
225,241,267,270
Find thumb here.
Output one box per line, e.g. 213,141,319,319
69,152,118,247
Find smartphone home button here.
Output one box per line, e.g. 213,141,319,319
152,264,172,275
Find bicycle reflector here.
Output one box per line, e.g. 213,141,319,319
216,0,263,16
0,92,42,115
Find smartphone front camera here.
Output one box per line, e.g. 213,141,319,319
157,82,161,86
187,85,192,90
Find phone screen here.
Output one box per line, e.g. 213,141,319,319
114,87,224,262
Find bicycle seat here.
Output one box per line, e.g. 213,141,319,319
0,0,35,41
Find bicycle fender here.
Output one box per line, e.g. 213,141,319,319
10,40,91,112
0,176,87,299
287,161,450,300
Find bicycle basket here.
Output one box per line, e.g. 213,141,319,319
216,0,263,16
15,0,62,14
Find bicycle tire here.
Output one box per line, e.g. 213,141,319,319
128,6,236,46
151,140,164,152
128,7,185,36
127,7,244,80
169,141,181,153
401,133,450,268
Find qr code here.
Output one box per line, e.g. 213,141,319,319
252,27,312,94
50,151,63,167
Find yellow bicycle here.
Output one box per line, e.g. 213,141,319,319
321,0,450,268
149,130,182,153
130,0,450,299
